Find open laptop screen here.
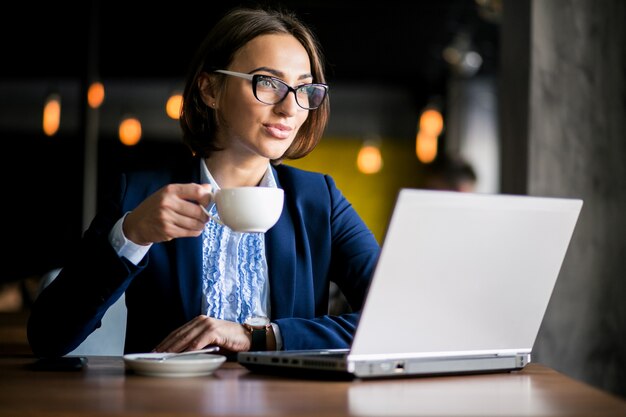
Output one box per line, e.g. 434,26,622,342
350,190,582,360
239,190,582,378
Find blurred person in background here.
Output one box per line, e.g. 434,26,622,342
422,152,477,192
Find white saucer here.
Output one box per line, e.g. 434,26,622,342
123,352,226,378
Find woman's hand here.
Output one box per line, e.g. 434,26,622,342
153,316,252,354
123,183,212,245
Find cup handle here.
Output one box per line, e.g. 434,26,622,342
199,204,225,226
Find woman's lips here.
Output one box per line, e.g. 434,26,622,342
264,123,292,139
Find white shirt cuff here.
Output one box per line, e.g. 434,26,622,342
109,213,152,265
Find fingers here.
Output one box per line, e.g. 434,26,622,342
154,316,251,353
124,183,213,244
165,184,214,227
154,316,208,353
171,183,213,210
198,183,214,208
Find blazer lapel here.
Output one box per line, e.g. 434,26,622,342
175,160,203,320
266,168,297,319
175,236,203,320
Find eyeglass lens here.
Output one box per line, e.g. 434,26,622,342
253,75,327,110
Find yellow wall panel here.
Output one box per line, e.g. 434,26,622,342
285,137,423,243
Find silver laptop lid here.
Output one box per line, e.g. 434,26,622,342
350,189,582,361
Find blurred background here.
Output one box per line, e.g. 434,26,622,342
0,0,624,400
0,0,501,252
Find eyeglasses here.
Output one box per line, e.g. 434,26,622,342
214,69,328,110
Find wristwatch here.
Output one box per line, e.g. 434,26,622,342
243,316,271,351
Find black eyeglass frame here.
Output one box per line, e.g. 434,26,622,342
214,69,328,110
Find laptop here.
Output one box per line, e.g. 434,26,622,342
238,189,583,379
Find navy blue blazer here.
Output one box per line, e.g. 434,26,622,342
28,159,380,357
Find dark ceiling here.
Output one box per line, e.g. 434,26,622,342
4,0,499,107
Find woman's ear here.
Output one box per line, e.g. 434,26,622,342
197,72,218,108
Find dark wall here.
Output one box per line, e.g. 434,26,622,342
1,131,84,281
0,128,190,284
96,137,191,212
501,0,626,398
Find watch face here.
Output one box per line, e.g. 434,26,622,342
245,316,269,327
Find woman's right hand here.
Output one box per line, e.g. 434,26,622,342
123,183,212,245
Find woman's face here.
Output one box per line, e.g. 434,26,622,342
214,33,312,162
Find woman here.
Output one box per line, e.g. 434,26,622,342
28,7,380,357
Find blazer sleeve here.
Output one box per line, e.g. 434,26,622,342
27,173,148,357
272,170,380,350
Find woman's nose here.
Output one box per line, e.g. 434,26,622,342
273,90,300,117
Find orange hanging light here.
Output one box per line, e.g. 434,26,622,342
43,93,61,136
166,92,183,120
357,143,383,174
119,116,142,146
87,81,105,109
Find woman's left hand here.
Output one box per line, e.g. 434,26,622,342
153,315,251,353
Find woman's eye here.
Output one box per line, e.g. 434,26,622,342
258,77,279,89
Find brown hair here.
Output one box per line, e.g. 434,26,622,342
179,7,329,164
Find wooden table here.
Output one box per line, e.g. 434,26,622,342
0,354,625,417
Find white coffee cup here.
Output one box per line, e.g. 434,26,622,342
201,187,284,233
